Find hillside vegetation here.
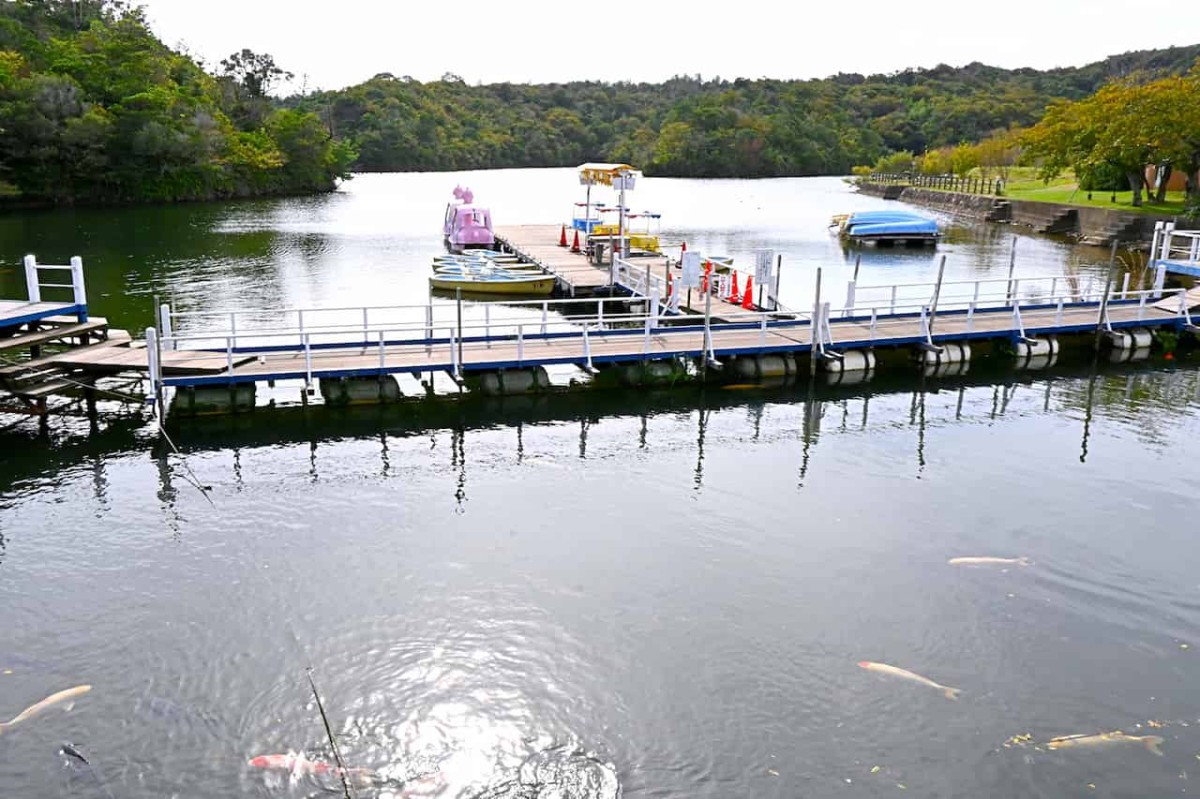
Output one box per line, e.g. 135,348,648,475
0,0,354,204
290,45,1200,178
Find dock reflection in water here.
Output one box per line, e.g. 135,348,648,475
1,361,1199,798
123,360,1200,506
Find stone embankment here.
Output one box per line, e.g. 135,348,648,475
855,182,1167,249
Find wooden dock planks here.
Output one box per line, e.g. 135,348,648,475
149,300,1178,387
0,300,82,330
493,224,747,316
0,294,1184,395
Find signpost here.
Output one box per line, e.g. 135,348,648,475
755,249,774,309
612,172,635,264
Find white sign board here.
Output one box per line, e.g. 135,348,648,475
612,175,636,191
755,249,774,285
681,252,702,288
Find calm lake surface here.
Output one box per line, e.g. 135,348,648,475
1,172,1199,798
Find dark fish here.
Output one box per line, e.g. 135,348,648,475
60,742,116,799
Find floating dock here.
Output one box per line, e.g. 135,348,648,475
4,253,1199,420
0,256,131,415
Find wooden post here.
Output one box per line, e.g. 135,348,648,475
23,254,40,303
810,267,822,376
928,255,947,335
1094,240,1118,349
1006,237,1017,306
145,326,161,420
456,287,464,372
702,282,713,375
773,254,783,311
69,256,87,320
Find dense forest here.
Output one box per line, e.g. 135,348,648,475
1,1,1197,203
290,45,1200,178
0,0,354,204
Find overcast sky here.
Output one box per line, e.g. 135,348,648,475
138,0,1200,93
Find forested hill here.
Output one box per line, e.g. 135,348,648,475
0,1,354,205
291,44,1200,178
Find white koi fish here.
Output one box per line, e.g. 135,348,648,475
858,661,961,700
948,556,1032,567
1046,731,1164,756
0,685,92,735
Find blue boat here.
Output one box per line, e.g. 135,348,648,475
833,210,940,246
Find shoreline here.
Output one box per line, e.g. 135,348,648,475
855,181,1182,249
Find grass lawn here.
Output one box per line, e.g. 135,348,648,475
1002,174,1188,216
882,166,1193,216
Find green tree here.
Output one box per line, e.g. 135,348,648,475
0,2,351,204
220,49,292,98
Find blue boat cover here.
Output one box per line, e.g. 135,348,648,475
846,210,939,237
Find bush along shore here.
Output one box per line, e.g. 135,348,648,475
0,2,355,206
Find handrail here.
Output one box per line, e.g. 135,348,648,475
22,254,87,315
613,256,668,300
163,286,1185,347
149,286,1193,389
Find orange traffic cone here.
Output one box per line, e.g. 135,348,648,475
727,272,740,303
666,269,674,300
681,241,687,253
571,230,581,253
702,261,711,293
559,225,568,247
742,275,755,309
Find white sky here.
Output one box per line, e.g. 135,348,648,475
139,0,1200,92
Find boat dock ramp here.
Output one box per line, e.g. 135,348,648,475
3,252,1199,421
493,224,750,317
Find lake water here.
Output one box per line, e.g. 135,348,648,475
1,172,1198,799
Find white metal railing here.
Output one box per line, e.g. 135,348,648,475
842,274,1128,317
1151,221,1200,266
160,280,1190,355
22,254,87,314
613,256,669,302
159,294,689,352
145,279,1193,400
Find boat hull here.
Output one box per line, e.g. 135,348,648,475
429,275,557,295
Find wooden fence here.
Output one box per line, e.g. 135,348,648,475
869,173,1005,196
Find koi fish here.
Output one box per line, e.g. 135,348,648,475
249,753,380,785
948,556,1032,567
0,685,92,735
61,742,116,799
1046,731,1164,755
857,661,961,700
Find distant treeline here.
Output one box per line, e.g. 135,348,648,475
287,45,1200,178
3,2,1199,206
0,0,354,205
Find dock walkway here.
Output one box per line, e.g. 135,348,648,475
135,294,1190,390
493,224,746,316
4,257,1199,418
